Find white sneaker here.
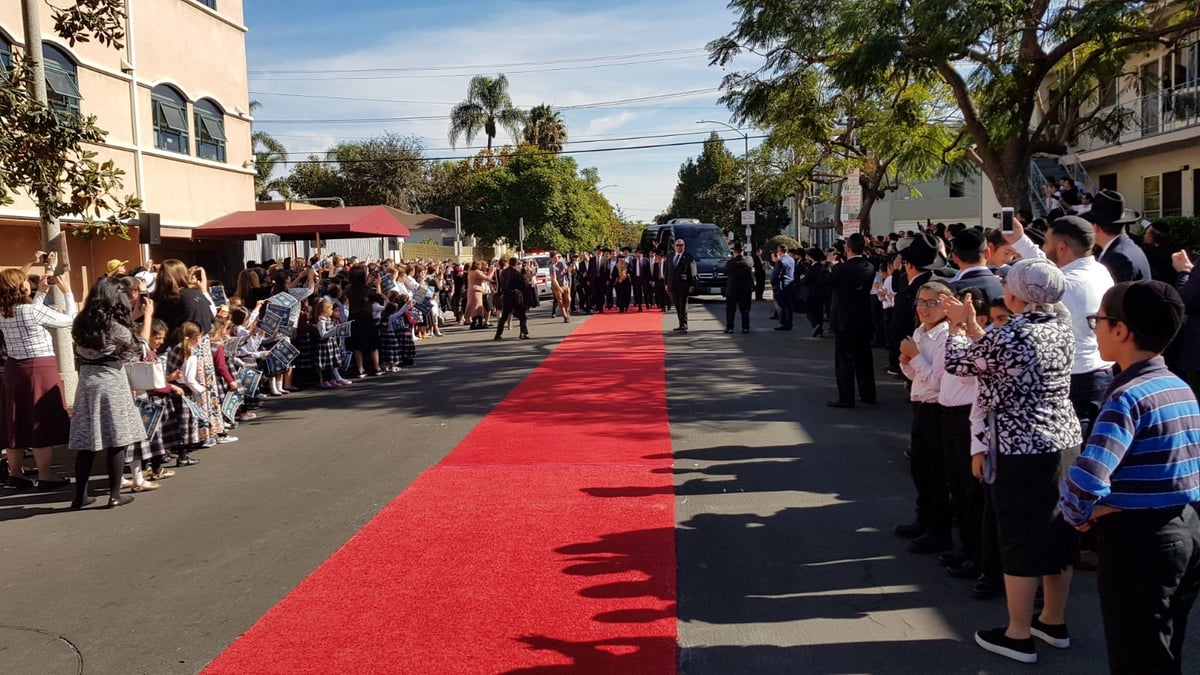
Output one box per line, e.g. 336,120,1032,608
217,435,239,444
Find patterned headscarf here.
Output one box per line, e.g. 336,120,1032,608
1005,257,1069,320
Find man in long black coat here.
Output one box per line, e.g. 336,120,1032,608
494,257,529,340
751,247,767,301
827,233,878,407
725,242,754,333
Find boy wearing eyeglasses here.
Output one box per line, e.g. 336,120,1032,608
1060,280,1200,674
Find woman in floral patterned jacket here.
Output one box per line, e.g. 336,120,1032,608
944,257,1082,664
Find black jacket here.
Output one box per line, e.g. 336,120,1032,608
725,255,754,297
1100,234,1152,283
891,269,932,346
950,266,1005,306
828,256,876,335
665,252,698,292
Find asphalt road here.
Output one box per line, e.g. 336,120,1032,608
0,296,1195,674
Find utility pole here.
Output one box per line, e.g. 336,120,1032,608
22,0,77,401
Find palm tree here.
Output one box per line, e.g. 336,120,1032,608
448,74,527,150
523,103,568,153
249,101,291,201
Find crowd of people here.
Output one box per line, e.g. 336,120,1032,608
776,189,1200,671
0,252,468,507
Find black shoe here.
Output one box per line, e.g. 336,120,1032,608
938,550,970,567
106,495,134,509
1030,617,1070,649
742,328,749,334
975,627,1036,664
724,328,734,334
826,400,854,409
972,574,1002,600
36,477,71,491
5,475,35,491
947,559,981,579
893,522,925,538
69,496,97,510
175,456,199,467
908,533,953,554
680,327,688,334
519,334,530,340
671,326,684,332
493,335,503,341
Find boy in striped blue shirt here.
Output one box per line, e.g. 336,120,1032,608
1060,280,1200,675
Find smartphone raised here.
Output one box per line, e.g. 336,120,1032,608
1000,207,1015,235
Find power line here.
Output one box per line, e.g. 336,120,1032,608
250,55,704,81
247,47,707,75
268,130,747,156
252,88,721,124
276,134,768,165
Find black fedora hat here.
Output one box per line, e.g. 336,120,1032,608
1081,189,1138,227
896,232,947,271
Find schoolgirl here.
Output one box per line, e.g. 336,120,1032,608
126,318,175,490
208,319,239,443
314,299,351,388
390,295,417,367
377,302,402,373
163,322,205,467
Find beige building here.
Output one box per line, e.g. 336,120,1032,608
0,0,254,287
1074,27,1200,220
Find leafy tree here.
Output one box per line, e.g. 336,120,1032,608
459,145,615,251
287,133,426,209
710,0,1200,209
249,100,290,201
419,159,472,220
665,132,742,228
523,104,568,153
1,0,140,240
448,74,528,151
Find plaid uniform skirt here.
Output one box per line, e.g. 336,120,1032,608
378,318,401,366
315,336,340,370
397,324,416,365
160,392,202,449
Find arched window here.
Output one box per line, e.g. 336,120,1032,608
0,34,12,73
152,84,189,154
42,43,82,116
194,98,226,162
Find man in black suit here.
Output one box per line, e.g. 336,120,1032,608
724,242,754,333
665,239,698,333
826,233,877,407
947,227,1004,305
589,247,608,313
494,257,529,340
751,247,767,301
650,250,670,312
631,248,651,311
890,233,948,369
1085,189,1151,283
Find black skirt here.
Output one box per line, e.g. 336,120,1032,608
992,452,1079,577
346,315,378,352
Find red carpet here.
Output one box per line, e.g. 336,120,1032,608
204,312,677,674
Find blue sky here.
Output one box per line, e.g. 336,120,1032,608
243,0,760,221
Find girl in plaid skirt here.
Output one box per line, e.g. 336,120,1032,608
162,322,206,467
377,303,401,373
127,319,175,488
315,300,350,388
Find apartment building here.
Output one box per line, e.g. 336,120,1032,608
1074,27,1200,220
0,0,254,287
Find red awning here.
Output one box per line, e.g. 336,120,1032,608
191,205,413,241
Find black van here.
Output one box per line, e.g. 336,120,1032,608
638,219,732,296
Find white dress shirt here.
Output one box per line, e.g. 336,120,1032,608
900,322,947,403
1010,236,1114,373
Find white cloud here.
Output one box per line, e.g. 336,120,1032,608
247,0,756,222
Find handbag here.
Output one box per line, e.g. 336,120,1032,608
126,361,166,391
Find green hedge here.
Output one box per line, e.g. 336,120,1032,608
1142,216,1200,255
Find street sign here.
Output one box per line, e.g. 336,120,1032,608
744,224,752,241
842,219,861,236
740,210,755,226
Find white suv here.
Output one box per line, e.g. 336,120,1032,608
521,254,553,299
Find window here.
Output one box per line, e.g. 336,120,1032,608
42,43,81,117
152,84,189,154
0,35,11,72
1098,173,1118,192
1142,175,1161,220
193,98,226,162
1162,170,1183,218
949,181,966,198
194,0,216,8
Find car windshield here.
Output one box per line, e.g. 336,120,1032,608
681,228,731,259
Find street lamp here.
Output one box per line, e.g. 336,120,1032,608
698,120,751,240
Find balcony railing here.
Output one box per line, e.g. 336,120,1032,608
1079,84,1200,151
